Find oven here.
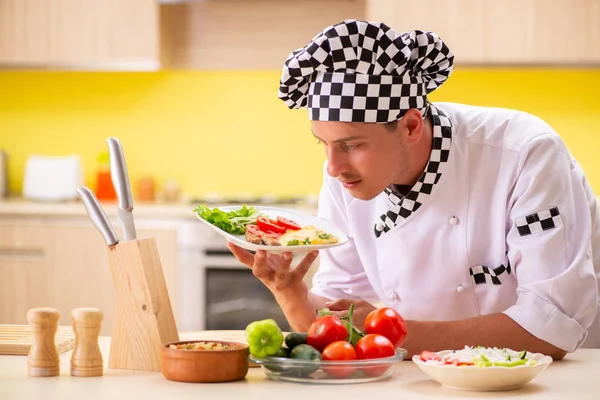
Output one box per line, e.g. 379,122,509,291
202,246,292,331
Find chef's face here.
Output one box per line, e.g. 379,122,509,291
312,109,426,200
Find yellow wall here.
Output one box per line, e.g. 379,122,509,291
1,68,599,200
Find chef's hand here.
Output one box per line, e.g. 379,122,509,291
325,298,376,331
226,242,319,294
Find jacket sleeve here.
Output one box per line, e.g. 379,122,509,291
309,162,379,303
502,133,599,352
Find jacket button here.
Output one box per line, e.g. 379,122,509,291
389,292,399,301
449,216,458,225
456,285,465,293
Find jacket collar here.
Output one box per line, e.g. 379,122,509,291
374,104,453,238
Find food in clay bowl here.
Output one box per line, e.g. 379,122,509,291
159,340,250,383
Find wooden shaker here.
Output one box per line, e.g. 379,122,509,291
27,307,60,377
70,307,104,377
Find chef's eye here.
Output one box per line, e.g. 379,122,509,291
342,143,359,151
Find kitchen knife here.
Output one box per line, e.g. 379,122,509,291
107,137,137,242
77,187,119,246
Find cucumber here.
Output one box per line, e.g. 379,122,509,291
284,332,309,350
288,344,322,376
273,347,290,358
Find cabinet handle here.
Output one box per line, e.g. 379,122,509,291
0,248,46,262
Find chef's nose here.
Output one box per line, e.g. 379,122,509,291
326,149,348,178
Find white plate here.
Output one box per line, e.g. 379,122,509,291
412,350,553,392
195,205,348,253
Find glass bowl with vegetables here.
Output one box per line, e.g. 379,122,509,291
246,306,408,384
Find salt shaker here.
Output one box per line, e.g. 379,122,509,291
70,307,104,377
27,307,60,377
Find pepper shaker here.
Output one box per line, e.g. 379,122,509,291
70,307,104,377
27,307,60,377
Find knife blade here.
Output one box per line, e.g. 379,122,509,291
77,187,119,246
107,137,137,241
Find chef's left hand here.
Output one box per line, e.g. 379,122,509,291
325,298,376,331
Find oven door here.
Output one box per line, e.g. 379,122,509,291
204,248,292,332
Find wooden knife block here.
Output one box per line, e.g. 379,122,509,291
106,237,179,372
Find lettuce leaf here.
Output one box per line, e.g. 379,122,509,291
193,204,263,234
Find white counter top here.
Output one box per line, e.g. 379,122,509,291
0,198,318,219
1,330,599,400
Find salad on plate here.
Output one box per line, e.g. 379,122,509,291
419,346,539,367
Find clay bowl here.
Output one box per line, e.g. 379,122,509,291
159,340,250,383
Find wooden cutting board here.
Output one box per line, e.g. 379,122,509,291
0,324,75,356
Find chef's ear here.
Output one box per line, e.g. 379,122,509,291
402,108,425,144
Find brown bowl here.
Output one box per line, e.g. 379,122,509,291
159,340,250,383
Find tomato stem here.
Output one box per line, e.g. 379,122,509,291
345,304,354,343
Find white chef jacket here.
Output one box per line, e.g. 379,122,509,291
311,102,600,353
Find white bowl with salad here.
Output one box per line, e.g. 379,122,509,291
412,346,553,391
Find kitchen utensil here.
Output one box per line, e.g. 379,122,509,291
107,138,136,242
0,324,74,356
77,187,118,246
250,348,406,384
26,307,61,377
22,154,83,202
70,307,104,377
412,349,553,391
76,136,179,373
159,340,250,383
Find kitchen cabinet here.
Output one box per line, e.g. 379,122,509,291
365,0,600,65
0,217,178,336
0,0,160,69
159,0,367,69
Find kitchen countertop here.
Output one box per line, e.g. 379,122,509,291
1,330,599,400
0,198,319,219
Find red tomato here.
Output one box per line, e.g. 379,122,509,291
419,350,442,362
275,216,302,231
256,216,286,234
355,334,396,377
307,316,348,352
322,341,357,378
364,307,407,348
246,224,279,238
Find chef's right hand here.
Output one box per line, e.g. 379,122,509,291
226,242,319,293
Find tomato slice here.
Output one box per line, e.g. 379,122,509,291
419,350,442,362
275,216,302,231
256,216,286,234
247,223,279,238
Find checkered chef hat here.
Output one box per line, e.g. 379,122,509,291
278,20,454,123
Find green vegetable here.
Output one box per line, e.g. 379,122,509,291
285,332,309,350
273,347,291,358
303,237,311,245
287,239,300,246
317,233,330,239
245,319,284,358
289,344,322,376
193,204,263,234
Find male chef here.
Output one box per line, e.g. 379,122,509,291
227,19,600,359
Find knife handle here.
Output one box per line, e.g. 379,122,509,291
107,137,134,211
77,187,119,246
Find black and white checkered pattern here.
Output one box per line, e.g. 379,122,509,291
278,20,454,123
515,207,562,237
470,259,512,285
374,104,452,237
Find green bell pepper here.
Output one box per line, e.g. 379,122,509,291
245,319,284,358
